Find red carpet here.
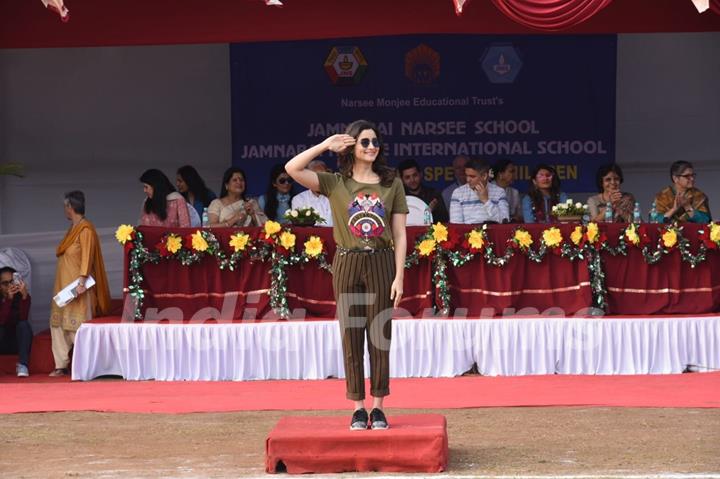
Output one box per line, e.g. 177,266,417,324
1,373,718,414
266,414,448,474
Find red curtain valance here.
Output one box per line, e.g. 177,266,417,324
491,0,613,31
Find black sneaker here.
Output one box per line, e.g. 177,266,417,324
369,408,389,430
350,408,369,430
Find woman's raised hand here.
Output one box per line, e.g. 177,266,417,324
324,134,356,153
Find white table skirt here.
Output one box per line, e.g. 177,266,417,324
72,317,720,381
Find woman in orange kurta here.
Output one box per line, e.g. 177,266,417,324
49,191,111,376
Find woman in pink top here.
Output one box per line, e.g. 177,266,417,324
139,169,191,227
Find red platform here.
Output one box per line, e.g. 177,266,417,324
265,414,448,474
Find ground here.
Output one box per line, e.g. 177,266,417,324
1,408,718,478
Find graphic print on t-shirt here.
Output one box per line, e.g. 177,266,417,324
348,192,386,242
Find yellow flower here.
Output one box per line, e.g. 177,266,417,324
417,239,437,257
229,233,250,253
710,223,720,243
115,224,135,244
542,227,563,248
467,229,485,250
432,223,448,243
264,220,282,236
514,229,533,249
191,231,208,252
304,236,323,258
166,234,182,254
662,229,677,248
625,224,640,246
586,222,599,243
279,231,296,250
570,226,584,246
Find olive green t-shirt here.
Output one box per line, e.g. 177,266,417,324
317,172,409,250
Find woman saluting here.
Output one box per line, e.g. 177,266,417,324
285,120,408,430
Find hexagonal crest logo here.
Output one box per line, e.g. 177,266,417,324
324,46,368,86
405,44,440,85
480,44,523,84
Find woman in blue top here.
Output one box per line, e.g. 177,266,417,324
522,164,568,223
176,165,216,218
258,164,296,223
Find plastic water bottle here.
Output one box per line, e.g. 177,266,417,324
632,202,641,223
423,207,432,225
202,207,209,227
604,201,613,223
648,201,657,223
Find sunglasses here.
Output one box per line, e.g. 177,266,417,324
359,138,380,149
276,178,293,185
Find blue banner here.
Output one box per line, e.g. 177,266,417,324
230,34,616,195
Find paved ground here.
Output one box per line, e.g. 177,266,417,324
1,407,719,478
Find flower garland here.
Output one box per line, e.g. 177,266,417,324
116,223,331,320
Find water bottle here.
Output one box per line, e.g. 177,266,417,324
632,202,641,223
604,201,613,223
423,207,432,225
202,207,209,227
648,201,657,223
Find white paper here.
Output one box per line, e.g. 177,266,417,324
53,275,95,308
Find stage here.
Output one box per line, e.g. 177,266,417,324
71,314,720,381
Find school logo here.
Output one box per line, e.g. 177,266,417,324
324,46,368,86
480,44,522,84
347,193,386,241
405,43,440,85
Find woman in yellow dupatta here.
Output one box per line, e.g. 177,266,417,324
653,161,711,224
49,191,111,376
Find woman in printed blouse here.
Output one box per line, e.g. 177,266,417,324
652,161,711,223
139,169,191,228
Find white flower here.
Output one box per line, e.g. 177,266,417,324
575,202,583,209
305,210,312,217
291,210,299,218
552,205,558,212
584,204,590,210
566,199,573,206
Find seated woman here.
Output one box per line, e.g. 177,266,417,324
206,167,267,227
653,161,711,223
139,169,192,227
176,165,217,218
491,159,522,223
522,164,568,223
587,164,636,222
258,164,296,224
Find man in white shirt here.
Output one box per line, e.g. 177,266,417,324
442,155,469,211
450,158,509,224
290,160,333,226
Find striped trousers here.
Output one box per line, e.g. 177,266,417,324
332,248,395,400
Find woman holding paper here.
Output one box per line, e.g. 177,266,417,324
49,191,111,377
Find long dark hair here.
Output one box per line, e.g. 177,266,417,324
177,165,213,206
263,164,295,220
527,164,561,222
219,167,248,200
337,120,395,187
140,169,175,220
